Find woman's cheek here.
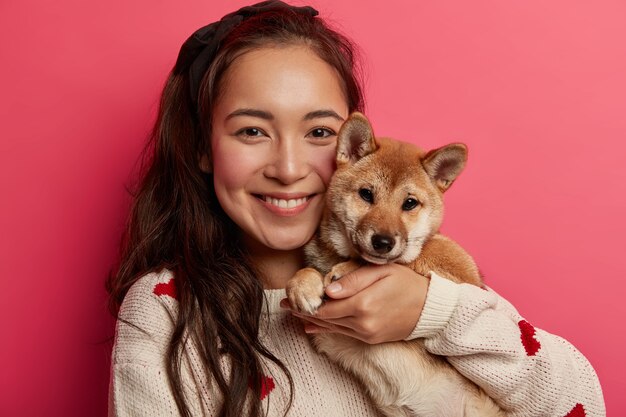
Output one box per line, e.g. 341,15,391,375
316,145,338,186
212,137,260,186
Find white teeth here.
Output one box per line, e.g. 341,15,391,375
264,196,308,209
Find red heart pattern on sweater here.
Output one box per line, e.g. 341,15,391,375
153,278,177,300
248,375,276,400
259,375,275,400
518,319,541,356
564,403,586,417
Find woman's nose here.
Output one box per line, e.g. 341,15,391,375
263,139,309,184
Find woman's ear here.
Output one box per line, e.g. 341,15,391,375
199,153,212,173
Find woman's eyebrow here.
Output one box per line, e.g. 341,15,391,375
225,108,344,122
303,110,344,121
226,108,274,121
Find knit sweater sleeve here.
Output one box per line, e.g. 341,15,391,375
406,272,605,417
108,271,208,417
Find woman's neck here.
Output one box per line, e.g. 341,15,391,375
244,237,306,289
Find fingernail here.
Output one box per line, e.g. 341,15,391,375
304,325,319,334
326,282,342,294
279,299,289,309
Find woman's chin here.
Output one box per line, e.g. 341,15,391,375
264,237,310,252
262,230,314,252
241,227,314,254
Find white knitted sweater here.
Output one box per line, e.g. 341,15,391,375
109,270,605,417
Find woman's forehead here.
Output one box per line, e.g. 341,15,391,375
215,46,349,119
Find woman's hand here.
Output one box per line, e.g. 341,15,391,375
281,263,430,344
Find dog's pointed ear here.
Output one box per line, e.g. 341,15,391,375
336,112,378,166
422,143,468,192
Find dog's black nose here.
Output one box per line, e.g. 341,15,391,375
371,234,395,254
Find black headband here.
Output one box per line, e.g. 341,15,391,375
173,0,319,110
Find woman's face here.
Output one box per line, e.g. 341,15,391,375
209,45,349,252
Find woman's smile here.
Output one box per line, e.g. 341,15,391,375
254,193,316,216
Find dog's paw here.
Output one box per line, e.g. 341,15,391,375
324,260,361,286
286,268,325,315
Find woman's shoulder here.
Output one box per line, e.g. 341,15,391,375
122,268,177,308
112,268,179,366
119,269,179,321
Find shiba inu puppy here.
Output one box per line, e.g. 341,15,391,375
286,113,506,417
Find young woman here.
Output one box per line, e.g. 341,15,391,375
107,2,605,416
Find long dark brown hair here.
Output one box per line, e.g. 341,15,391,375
107,7,364,417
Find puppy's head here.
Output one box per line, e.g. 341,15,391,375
325,112,467,264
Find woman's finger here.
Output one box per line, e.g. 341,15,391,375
295,314,374,343
291,309,355,328
324,264,392,299
294,312,350,332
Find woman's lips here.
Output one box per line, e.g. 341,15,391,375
254,193,316,216
263,195,309,209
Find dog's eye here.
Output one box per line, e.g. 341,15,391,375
359,188,374,203
402,198,420,211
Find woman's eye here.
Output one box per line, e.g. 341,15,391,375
240,128,263,137
234,127,267,140
309,127,335,138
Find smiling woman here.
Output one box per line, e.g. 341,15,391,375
208,46,348,257
106,3,372,416
105,2,604,417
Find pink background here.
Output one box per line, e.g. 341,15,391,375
1,0,624,415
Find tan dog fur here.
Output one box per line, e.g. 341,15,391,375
286,113,506,417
